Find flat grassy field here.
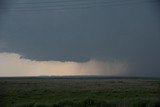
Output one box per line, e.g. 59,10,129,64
0,77,160,107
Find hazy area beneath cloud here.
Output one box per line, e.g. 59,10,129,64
0,53,128,77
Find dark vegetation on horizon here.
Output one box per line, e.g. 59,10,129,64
1,76,160,80
0,77,160,107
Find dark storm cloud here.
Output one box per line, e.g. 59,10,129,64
153,0,160,6
0,0,160,76
0,0,14,24
0,0,8,9
0,0,8,18
0,0,12,14
152,0,160,16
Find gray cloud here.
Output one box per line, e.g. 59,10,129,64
0,0,160,77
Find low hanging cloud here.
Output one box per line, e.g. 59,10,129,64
0,53,128,77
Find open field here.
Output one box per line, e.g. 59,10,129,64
0,77,160,107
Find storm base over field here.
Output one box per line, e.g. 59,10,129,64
0,53,128,77
0,0,160,77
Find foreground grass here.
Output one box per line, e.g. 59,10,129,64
0,78,160,107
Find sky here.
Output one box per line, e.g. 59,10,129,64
0,0,160,77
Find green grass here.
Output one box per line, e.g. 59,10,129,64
0,78,160,107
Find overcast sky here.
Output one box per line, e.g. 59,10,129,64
0,0,160,77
